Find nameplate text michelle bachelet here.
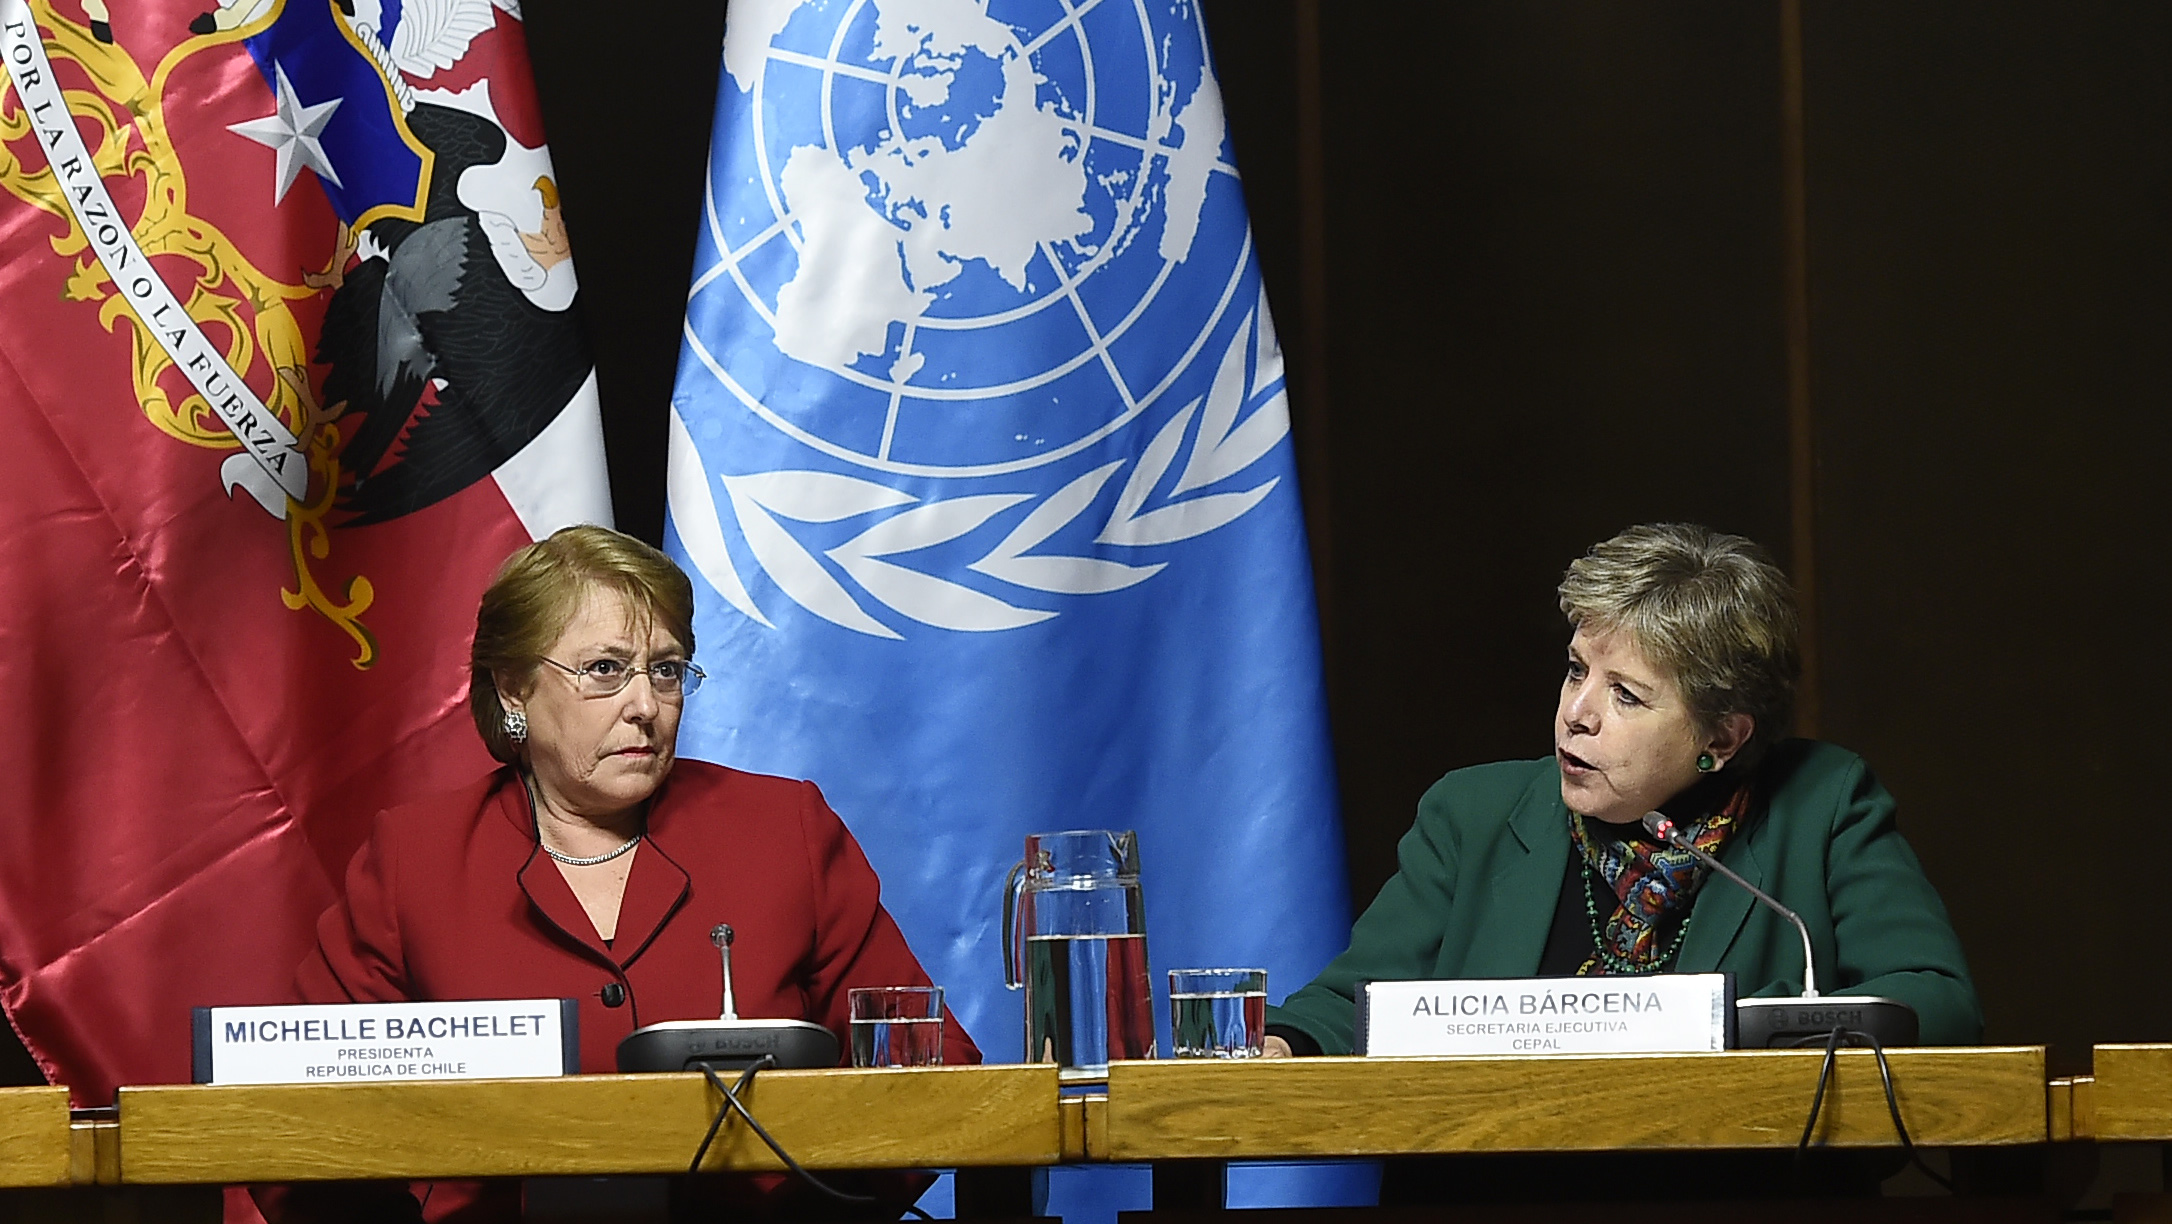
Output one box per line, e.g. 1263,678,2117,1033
1357,974,1732,1056
192,999,580,1084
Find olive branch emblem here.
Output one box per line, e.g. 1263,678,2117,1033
671,290,1289,639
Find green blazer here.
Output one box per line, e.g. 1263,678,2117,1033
1269,740,1982,1053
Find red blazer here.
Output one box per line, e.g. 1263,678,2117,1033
298,761,979,1071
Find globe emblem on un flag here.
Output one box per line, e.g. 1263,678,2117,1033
690,0,1257,477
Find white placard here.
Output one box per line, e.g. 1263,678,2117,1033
193,1000,579,1084
1358,975,1734,1056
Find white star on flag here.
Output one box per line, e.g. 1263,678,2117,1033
227,63,345,205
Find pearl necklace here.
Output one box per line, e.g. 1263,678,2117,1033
541,834,641,867
524,773,642,867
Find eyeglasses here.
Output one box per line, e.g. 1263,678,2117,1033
539,656,706,698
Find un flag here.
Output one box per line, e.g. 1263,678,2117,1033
665,0,1356,1207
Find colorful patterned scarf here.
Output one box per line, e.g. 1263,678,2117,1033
1572,783,1753,975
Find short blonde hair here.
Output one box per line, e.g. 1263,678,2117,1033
1558,524,1799,766
469,525,697,764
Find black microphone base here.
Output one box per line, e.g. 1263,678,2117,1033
1736,996,1918,1048
615,1018,840,1072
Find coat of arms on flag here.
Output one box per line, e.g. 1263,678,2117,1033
0,0,605,665
0,0,606,1102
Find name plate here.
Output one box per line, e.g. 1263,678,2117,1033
1358,974,1735,1056
192,1000,580,1084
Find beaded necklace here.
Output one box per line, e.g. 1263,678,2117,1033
1570,780,1754,976
1578,854,1692,974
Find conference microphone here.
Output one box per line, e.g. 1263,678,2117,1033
715,923,739,1019
1639,811,1918,1048
615,922,840,1072
1642,811,1817,998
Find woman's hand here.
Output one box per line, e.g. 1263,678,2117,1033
1262,1035,1293,1058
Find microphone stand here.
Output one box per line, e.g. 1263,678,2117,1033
1643,812,1818,998
1641,812,1917,1048
714,924,739,1020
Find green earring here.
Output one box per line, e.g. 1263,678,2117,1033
1696,752,1717,773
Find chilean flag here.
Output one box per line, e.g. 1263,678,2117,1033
0,0,608,1104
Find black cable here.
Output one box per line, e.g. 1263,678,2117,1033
1860,1028,1955,1191
688,1057,934,1221
688,1057,767,1177
1791,1026,1955,1193
1793,1025,1847,1187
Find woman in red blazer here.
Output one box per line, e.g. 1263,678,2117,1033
287,525,975,1220
298,757,977,1073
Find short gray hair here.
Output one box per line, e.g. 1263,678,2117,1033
1558,523,1799,766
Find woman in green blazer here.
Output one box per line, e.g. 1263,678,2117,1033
1267,524,1981,1057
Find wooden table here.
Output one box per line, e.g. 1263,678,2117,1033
115,1064,1060,1183
0,1049,2079,1217
1099,1048,2049,1208
2082,1044,2172,1142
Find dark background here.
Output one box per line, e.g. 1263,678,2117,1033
510,0,2168,1076
10,0,2150,1092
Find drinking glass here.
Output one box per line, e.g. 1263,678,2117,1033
848,986,945,1068
1168,968,1267,1058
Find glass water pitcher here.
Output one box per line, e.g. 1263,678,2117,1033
1002,829,1156,1077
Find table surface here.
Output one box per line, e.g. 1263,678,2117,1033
115,1064,1061,1184
1100,1047,2049,1161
